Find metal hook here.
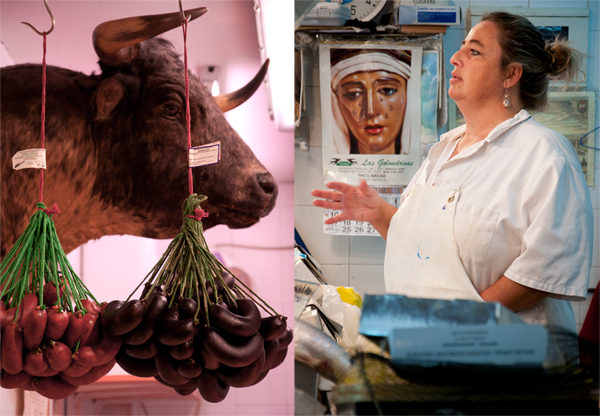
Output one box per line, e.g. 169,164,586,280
178,0,191,22
21,0,55,36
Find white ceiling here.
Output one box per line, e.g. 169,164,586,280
0,0,293,183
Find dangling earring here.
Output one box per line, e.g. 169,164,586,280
503,89,511,108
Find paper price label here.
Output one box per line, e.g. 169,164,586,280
189,142,220,167
324,186,404,236
12,149,46,170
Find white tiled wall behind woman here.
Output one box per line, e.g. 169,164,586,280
294,0,600,333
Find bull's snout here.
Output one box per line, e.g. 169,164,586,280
257,172,276,195
256,172,278,217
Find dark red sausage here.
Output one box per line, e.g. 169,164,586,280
216,348,265,388
270,346,288,370
78,299,101,317
23,348,49,375
140,283,163,300
197,369,230,403
174,387,198,396
178,297,198,320
59,357,116,386
76,329,122,367
21,378,35,391
70,343,97,369
277,326,293,350
250,368,270,386
157,318,199,346
44,306,69,340
101,299,145,336
115,351,157,378
177,358,203,379
46,341,73,371
1,305,18,330
156,305,179,332
209,298,261,338
122,292,167,345
43,282,64,307
77,312,97,347
0,370,33,389
259,315,288,341
33,375,78,399
169,340,195,361
262,339,279,371
61,358,92,378
82,314,101,347
154,374,198,390
62,311,85,349
23,307,47,350
1,322,23,374
33,367,60,377
203,327,264,368
17,292,39,329
199,346,221,370
154,350,190,386
124,339,159,360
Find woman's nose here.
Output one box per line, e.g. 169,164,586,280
450,49,462,68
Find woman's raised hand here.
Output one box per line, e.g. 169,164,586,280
311,180,384,225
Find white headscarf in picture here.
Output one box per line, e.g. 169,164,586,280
330,50,413,155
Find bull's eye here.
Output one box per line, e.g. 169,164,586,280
162,102,181,119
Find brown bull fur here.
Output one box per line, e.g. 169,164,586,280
1,37,277,257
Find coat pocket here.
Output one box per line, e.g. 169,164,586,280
453,203,499,267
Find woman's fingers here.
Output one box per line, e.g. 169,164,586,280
312,198,341,210
310,189,341,202
324,212,347,225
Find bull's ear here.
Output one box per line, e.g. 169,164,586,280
94,77,124,121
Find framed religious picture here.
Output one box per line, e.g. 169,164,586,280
319,40,423,186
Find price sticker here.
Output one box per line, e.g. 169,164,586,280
12,149,46,170
189,142,220,167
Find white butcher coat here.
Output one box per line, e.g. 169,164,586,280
390,110,593,330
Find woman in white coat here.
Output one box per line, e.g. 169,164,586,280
312,11,593,333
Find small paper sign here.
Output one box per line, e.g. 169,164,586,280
12,149,46,170
189,142,221,167
23,390,51,416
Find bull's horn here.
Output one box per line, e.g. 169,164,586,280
214,59,270,113
93,7,207,66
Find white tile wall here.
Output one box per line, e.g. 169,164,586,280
295,0,600,333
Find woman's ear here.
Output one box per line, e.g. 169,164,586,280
503,64,523,89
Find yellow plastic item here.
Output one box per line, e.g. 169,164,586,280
337,287,363,309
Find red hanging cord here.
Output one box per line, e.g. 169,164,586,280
39,32,47,203
182,17,193,196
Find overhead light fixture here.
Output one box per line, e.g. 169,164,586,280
254,0,294,132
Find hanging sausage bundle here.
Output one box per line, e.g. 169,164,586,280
103,195,292,402
0,4,120,400
0,205,121,399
